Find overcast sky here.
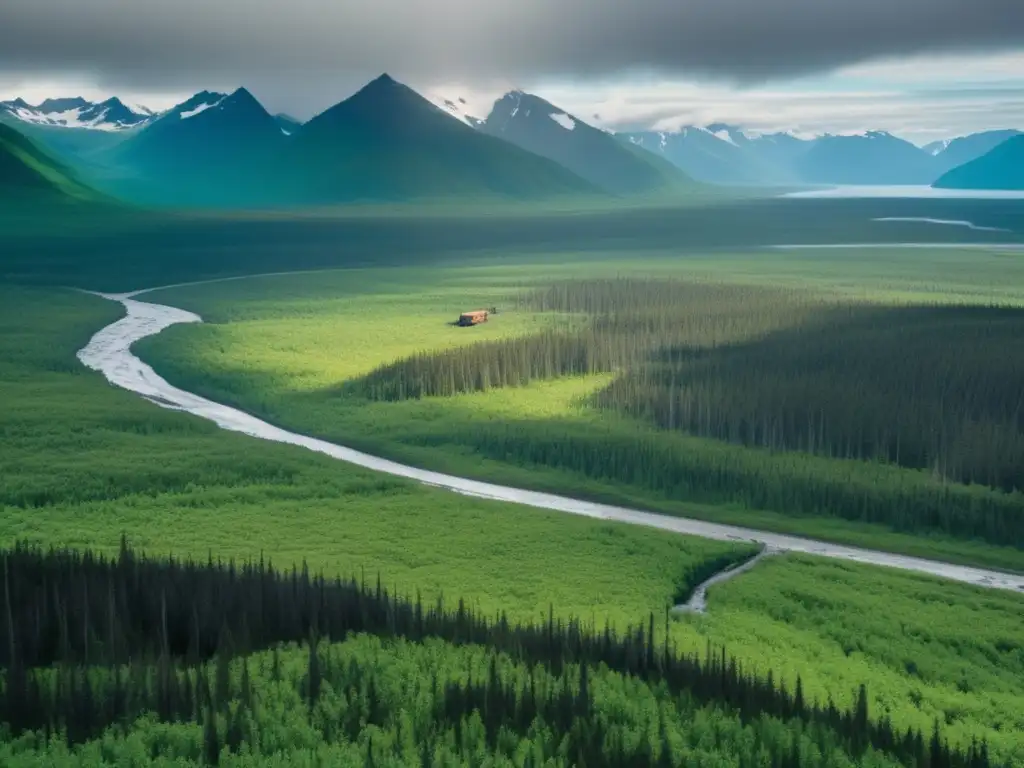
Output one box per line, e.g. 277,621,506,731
1,0,1022,143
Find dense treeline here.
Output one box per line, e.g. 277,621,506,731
597,304,1024,493
0,539,751,671
0,544,995,767
351,280,817,401
417,419,1024,548
0,636,993,767
350,279,1024,547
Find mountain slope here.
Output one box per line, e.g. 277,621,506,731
277,74,599,204
100,89,288,205
933,135,1024,190
479,91,697,195
793,132,938,184
0,122,105,204
928,129,1022,173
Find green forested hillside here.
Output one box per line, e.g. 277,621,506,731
0,123,105,204
0,545,1001,768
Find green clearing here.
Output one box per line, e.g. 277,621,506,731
139,251,1024,572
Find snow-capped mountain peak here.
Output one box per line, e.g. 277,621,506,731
0,95,155,131
165,91,228,121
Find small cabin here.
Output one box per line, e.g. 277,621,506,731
457,310,489,327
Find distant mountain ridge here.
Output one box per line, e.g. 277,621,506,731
791,131,937,185
613,125,1022,186
469,90,699,195
9,78,1021,204
0,96,153,131
73,75,599,207
618,126,799,185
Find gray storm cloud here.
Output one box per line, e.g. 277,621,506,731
1,0,1022,114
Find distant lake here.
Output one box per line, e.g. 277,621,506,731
782,185,1024,199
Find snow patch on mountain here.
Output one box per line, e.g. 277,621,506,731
712,129,737,146
423,92,487,128
549,113,575,131
180,97,225,120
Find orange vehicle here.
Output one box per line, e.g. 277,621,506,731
457,309,489,326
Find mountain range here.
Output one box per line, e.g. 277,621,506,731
471,90,695,195
0,96,153,131
2,76,1020,207
615,125,1023,187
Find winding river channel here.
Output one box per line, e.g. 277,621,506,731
77,287,1024,597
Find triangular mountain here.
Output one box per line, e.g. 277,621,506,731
277,74,599,203
933,135,1024,191
99,88,288,205
0,122,105,205
478,91,697,195
792,131,938,184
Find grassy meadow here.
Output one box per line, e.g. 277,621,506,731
139,250,1024,571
